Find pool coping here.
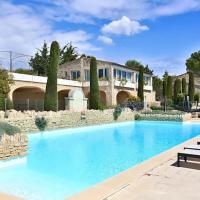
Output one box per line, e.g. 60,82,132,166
68,134,200,200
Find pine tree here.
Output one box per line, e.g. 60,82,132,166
188,71,195,101
29,41,49,76
137,66,144,101
166,76,172,99
44,41,60,111
174,79,181,104
60,43,78,64
89,57,99,109
182,77,187,94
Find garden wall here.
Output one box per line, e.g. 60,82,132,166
0,109,135,133
0,133,28,160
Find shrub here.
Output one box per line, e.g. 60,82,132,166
128,95,140,102
0,122,20,135
35,117,47,131
136,111,185,122
15,68,36,75
135,113,140,120
98,104,107,111
150,105,163,110
113,106,122,120
44,41,60,111
194,93,199,103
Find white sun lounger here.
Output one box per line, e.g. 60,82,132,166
177,149,200,167
184,145,200,150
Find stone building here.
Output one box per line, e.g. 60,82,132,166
58,57,156,106
175,72,200,93
7,57,156,111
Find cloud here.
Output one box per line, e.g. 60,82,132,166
0,1,99,69
98,35,113,45
102,16,149,36
28,0,200,23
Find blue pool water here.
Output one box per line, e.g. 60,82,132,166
0,121,200,199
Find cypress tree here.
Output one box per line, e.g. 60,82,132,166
188,71,195,101
166,76,172,99
89,57,99,109
137,66,144,101
174,79,181,104
163,79,167,98
44,41,60,111
182,77,187,94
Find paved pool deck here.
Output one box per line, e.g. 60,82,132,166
0,132,200,200
68,135,200,200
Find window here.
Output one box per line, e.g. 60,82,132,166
99,69,104,78
136,73,139,83
71,70,80,80
122,71,126,79
105,68,108,78
84,69,90,81
127,72,131,82
117,70,121,79
98,68,108,80
113,69,116,78
113,68,132,82
65,72,68,79
144,76,151,86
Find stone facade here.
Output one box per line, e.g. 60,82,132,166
0,133,28,160
0,109,135,133
59,57,156,106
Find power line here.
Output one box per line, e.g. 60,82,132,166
0,50,32,71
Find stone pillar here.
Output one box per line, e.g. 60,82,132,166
7,90,13,102
65,90,88,111
107,66,117,106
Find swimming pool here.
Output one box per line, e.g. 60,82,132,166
0,121,199,200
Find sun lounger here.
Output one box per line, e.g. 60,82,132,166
184,145,200,150
177,149,200,167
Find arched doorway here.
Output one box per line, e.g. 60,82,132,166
13,87,45,111
58,89,70,110
116,91,130,104
100,91,106,105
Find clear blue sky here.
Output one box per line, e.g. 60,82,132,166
0,0,200,76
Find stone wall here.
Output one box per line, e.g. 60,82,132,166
0,133,28,160
0,109,135,133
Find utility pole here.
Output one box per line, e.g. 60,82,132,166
9,51,13,72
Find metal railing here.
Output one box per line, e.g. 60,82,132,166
1,98,67,111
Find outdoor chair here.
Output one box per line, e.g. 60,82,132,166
184,145,200,150
177,149,200,167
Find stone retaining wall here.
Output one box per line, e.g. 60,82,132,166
0,109,135,133
0,133,28,160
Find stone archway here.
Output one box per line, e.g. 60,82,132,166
116,91,130,104
58,89,70,110
13,87,45,111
